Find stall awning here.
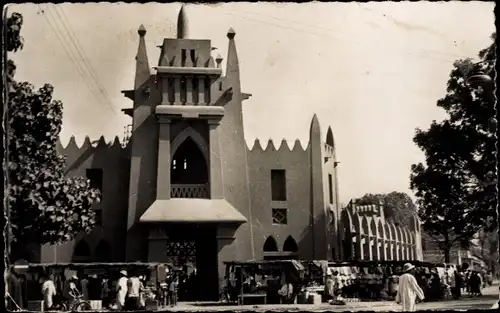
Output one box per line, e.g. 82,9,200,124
139,199,248,224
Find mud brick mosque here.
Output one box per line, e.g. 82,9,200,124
31,7,422,300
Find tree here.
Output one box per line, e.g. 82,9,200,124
473,229,499,274
357,192,418,228
6,12,100,261
410,34,496,263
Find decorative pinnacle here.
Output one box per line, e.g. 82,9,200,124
227,27,236,39
177,5,189,39
138,24,146,37
215,53,223,64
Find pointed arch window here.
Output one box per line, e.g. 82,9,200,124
74,240,90,257
171,137,208,185
95,240,112,262
283,236,298,253
263,236,278,252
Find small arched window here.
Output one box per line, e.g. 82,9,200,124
263,236,278,252
283,236,298,253
74,240,90,257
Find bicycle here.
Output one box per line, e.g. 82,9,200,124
54,293,92,311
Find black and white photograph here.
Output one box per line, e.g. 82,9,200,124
4,2,498,312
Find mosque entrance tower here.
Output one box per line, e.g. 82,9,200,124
123,6,253,300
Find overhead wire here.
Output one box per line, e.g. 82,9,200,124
51,4,118,115
37,4,116,117
220,8,477,64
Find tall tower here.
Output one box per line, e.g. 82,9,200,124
124,6,252,300
122,24,158,261
309,115,330,259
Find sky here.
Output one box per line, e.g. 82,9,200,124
8,2,495,204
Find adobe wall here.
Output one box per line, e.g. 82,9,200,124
246,139,313,260
40,136,130,263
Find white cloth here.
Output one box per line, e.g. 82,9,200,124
42,280,57,309
127,277,141,298
116,277,128,308
278,283,294,299
139,282,146,307
395,273,425,312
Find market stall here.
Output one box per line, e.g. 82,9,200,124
224,260,305,305
12,262,162,311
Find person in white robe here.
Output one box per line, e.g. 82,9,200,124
116,270,128,310
41,275,57,310
395,263,425,312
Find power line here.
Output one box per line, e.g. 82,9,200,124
51,5,118,115
220,9,476,64
37,5,115,117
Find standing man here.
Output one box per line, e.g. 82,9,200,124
41,274,57,310
125,270,142,310
116,270,128,310
80,274,90,301
169,274,179,307
395,263,425,312
324,269,334,302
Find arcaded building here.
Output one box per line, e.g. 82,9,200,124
36,7,422,300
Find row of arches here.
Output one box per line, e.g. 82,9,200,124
74,239,112,262
341,209,419,261
263,235,298,253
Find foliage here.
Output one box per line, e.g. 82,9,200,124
357,192,417,228
6,12,24,53
6,12,100,258
473,229,499,273
410,34,496,262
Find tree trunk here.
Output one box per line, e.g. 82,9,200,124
443,234,451,263
444,248,451,263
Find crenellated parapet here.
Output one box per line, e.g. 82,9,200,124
57,135,128,155
57,135,130,174
340,200,422,261
247,138,306,153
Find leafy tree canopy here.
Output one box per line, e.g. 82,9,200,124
6,12,100,260
356,191,417,228
410,33,496,261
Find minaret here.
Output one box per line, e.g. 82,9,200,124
309,114,328,260
125,25,158,261
135,25,150,90
177,5,189,39
216,27,255,262
327,126,342,260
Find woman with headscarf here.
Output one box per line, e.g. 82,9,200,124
395,263,425,312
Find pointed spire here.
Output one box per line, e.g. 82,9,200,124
326,126,334,147
225,27,239,83
310,113,321,135
135,24,150,90
177,5,189,39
